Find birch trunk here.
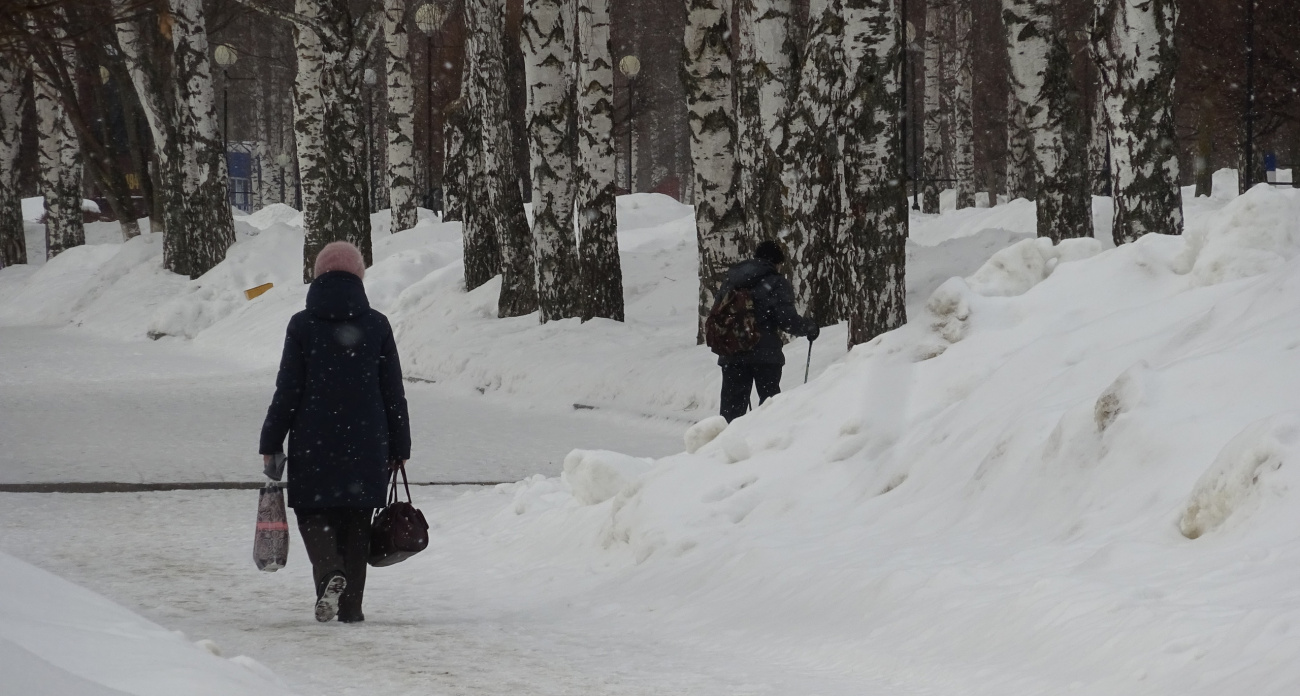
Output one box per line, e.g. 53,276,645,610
685,0,746,340
921,0,947,214
115,0,235,278
1193,99,1212,198
1005,90,1035,199
282,0,375,281
1089,90,1112,196
576,0,623,321
736,0,794,242
1004,0,1090,242
780,0,843,323
384,0,418,232
34,39,85,259
843,0,906,347
525,0,581,322
443,98,467,223
1093,0,1182,244
952,0,975,209
0,57,27,267
467,0,538,317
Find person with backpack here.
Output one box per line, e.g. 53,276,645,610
706,240,819,422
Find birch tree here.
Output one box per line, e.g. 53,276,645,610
843,0,906,347
33,26,85,260
951,0,975,209
467,0,538,317
921,0,948,213
236,0,383,279
384,0,418,232
115,0,235,278
1089,91,1112,196
736,0,794,242
443,97,468,223
1005,90,1036,199
1093,0,1182,244
1003,0,1090,242
780,0,843,322
575,0,623,321
525,0,581,322
0,53,26,267
684,0,745,339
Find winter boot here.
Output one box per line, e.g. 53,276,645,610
315,573,347,623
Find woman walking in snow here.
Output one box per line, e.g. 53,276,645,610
259,241,411,623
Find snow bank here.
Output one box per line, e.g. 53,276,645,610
413,183,1300,693
21,196,100,222
0,551,298,696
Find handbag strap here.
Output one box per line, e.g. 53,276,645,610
386,462,413,506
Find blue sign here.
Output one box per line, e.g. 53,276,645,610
1265,152,1278,172
227,151,252,180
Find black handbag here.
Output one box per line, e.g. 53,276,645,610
368,463,429,567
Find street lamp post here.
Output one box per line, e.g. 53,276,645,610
214,45,238,156
364,67,377,212
1244,0,1256,190
416,3,449,209
619,55,640,193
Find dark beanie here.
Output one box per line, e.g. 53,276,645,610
755,240,785,265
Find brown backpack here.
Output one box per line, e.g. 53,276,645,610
705,287,762,357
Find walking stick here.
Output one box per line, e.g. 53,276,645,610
804,338,814,384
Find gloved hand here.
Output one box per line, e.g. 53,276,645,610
806,323,820,342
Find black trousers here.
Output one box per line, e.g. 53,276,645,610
295,507,372,619
720,363,783,422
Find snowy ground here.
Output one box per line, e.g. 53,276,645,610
8,175,1300,693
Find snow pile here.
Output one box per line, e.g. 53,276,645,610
416,182,1300,693
21,196,100,222
0,551,299,696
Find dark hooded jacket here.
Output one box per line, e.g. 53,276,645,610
714,259,817,366
259,271,411,509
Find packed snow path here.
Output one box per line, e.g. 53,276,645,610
0,326,681,485
0,326,898,694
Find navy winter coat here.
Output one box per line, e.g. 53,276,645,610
714,259,817,366
259,271,411,509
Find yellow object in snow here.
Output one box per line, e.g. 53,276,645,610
245,282,273,300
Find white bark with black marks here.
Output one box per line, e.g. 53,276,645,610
842,0,906,347
384,0,418,232
684,0,745,340
575,0,623,321
921,0,948,214
1093,0,1182,244
952,0,974,209
779,0,843,322
525,0,581,322
1003,0,1090,242
33,28,85,260
467,0,538,317
736,0,793,243
115,0,235,278
0,55,27,267
1005,89,1035,199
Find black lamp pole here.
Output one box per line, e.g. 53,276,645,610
627,76,634,192
1244,0,1256,190
427,35,434,208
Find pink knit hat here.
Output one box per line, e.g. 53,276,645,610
313,241,366,279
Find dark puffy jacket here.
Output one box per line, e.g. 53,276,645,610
259,271,411,509
714,259,817,366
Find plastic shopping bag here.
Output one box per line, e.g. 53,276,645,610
253,484,289,571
